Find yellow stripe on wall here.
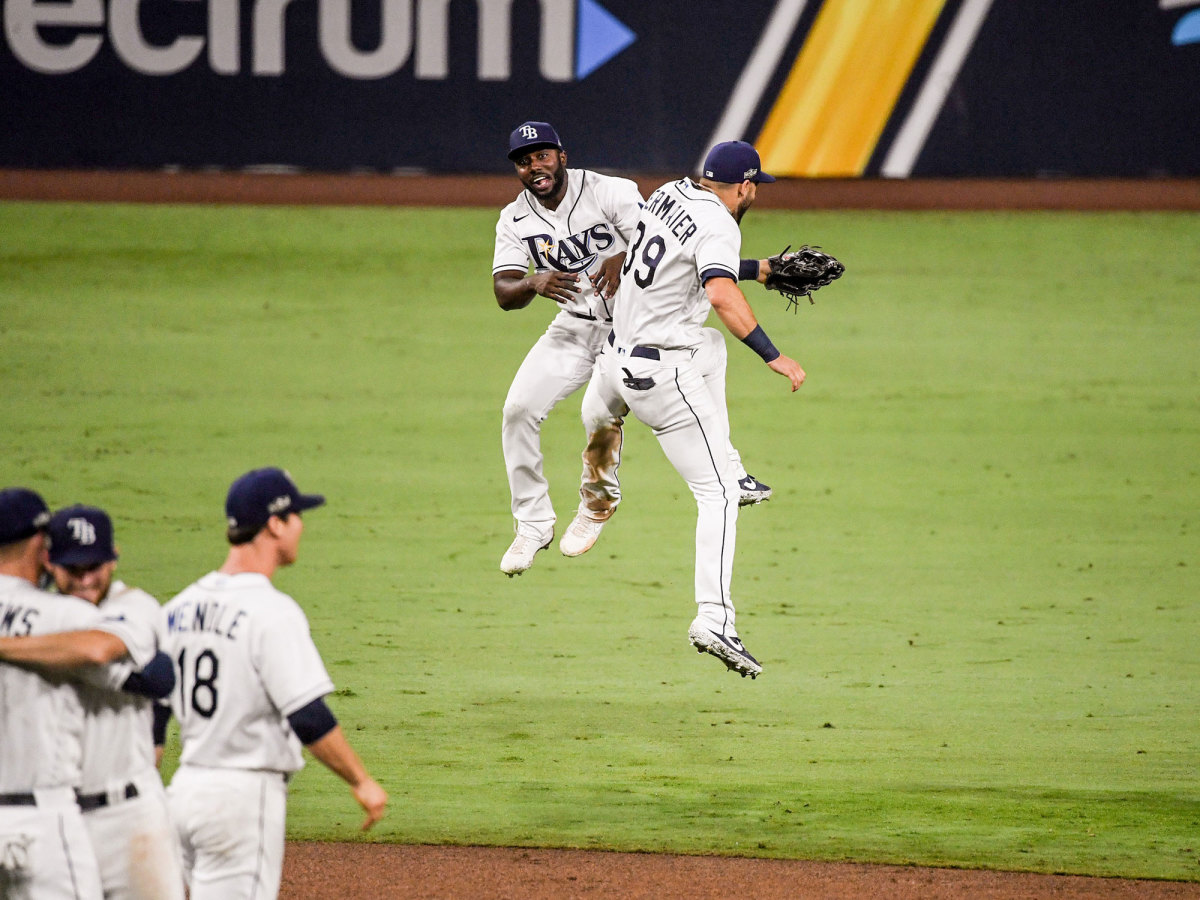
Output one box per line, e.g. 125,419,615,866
757,0,948,177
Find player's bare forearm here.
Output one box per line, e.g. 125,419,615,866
306,725,389,830
494,270,580,310
706,276,759,339
707,275,805,390
0,630,127,669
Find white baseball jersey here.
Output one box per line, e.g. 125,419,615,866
1,573,146,900
612,177,741,350
162,571,334,773
493,168,643,321
0,574,143,792
77,580,164,791
72,580,186,900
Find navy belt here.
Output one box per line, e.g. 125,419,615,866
568,311,613,323
0,792,36,806
76,782,139,812
604,331,661,360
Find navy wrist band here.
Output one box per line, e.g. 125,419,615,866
741,324,780,362
738,258,760,281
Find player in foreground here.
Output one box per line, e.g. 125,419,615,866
492,121,774,577
161,467,387,900
0,488,174,899
43,504,185,900
586,142,807,679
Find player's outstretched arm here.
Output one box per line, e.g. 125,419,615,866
706,277,806,391
738,258,770,283
304,724,389,831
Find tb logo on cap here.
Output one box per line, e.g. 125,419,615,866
519,125,541,140
68,517,97,546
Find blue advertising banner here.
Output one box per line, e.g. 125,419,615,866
3,0,1198,176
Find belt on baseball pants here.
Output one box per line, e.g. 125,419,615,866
606,330,696,362
76,782,139,812
0,793,37,806
568,310,612,323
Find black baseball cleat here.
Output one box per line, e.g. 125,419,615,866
738,475,772,506
688,620,763,679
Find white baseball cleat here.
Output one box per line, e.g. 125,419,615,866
738,474,773,506
559,512,606,557
688,618,763,679
500,532,552,577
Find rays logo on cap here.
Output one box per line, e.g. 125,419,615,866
67,517,97,546
520,125,541,140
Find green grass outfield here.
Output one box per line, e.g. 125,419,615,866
2,201,1197,881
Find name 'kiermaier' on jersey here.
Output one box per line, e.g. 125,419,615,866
613,178,742,352
493,167,643,322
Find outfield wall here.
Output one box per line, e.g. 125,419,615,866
3,0,1199,177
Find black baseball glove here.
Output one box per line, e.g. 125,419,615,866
764,244,845,312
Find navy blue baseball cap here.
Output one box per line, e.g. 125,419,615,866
226,467,325,532
46,505,118,567
701,140,776,184
0,487,51,545
507,121,563,161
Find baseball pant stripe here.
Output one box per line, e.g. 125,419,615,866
671,367,734,630
250,779,269,900
60,812,86,899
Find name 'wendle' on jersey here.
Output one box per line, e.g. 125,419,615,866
523,223,616,272
167,598,247,641
644,186,698,245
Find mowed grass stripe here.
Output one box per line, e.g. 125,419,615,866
2,202,1197,880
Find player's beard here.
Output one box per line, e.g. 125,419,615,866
524,159,566,202
733,193,754,224
53,562,115,605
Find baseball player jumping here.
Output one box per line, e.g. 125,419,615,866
586,142,806,678
161,467,387,900
493,121,773,577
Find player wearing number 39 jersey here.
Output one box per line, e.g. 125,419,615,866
587,142,807,679
161,468,386,900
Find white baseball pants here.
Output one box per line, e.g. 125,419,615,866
578,327,746,522
502,312,612,542
81,769,184,900
0,787,102,900
592,338,740,632
167,766,288,900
